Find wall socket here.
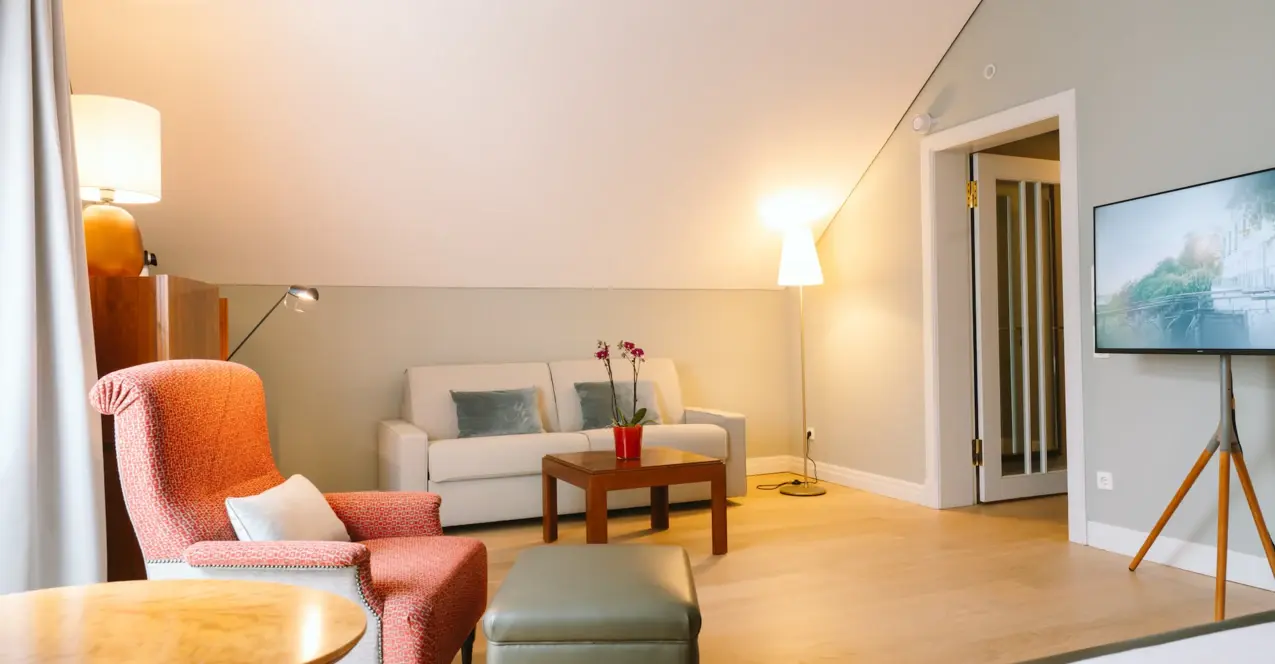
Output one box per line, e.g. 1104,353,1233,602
1096,471,1114,491
806,428,816,442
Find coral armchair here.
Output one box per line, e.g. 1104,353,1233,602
90,360,487,664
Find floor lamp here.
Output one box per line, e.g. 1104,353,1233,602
227,286,319,361
778,228,825,497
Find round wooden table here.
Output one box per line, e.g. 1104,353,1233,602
0,579,367,663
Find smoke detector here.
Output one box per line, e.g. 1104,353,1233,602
911,113,935,134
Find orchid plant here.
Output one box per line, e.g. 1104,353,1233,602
594,340,657,428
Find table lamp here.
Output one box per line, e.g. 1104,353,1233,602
778,227,826,497
71,94,161,277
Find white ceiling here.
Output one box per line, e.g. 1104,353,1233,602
65,0,978,289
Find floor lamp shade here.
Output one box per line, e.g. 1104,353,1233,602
778,226,825,496
777,228,823,286
71,95,161,277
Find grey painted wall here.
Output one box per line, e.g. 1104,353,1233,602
806,0,1275,556
221,286,801,491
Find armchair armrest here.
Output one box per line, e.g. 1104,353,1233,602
684,406,747,498
182,540,383,616
325,491,444,540
379,419,429,491
183,540,370,568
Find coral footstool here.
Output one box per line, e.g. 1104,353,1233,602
483,545,701,663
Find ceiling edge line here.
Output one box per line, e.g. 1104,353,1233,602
814,0,985,247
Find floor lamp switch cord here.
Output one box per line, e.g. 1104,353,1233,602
756,433,821,490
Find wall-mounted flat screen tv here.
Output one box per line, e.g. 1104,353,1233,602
1095,166,1275,354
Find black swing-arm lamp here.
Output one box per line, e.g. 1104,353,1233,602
226,285,319,361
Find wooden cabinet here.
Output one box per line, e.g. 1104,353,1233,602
89,275,225,581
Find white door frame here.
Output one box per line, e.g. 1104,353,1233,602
918,89,1087,545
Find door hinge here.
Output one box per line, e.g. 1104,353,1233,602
966,181,978,209
972,438,984,467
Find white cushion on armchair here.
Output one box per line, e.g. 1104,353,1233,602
225,475,351,542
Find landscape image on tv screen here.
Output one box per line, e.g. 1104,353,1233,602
1095,167,1275,354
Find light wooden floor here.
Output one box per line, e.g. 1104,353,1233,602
448,473,1275,663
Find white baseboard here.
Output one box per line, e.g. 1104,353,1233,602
1088,521,1275,592
746,455,926,505
745,455,799,476
815,460,927,505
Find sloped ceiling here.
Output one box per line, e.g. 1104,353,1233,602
65,0,977,289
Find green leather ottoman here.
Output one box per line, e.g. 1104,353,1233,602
483,545,701,663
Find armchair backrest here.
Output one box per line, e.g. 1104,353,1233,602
89,360,284,561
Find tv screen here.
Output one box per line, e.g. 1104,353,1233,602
1094,166,1275,354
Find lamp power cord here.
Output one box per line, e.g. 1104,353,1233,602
756,430,820,490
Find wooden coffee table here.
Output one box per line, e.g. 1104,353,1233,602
542,446,728,555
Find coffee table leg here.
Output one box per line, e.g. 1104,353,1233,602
586,482,608,544
542,473,558,543
651,485,670,530
711,468,728,555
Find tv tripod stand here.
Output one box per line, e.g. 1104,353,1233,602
1128,354,1275,621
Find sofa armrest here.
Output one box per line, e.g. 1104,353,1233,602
379,419,429,491
684,406,747,498
183,540,370,568
684,406,744,424
325,491,444,540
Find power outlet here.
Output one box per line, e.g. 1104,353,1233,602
1096,471,1114,491
806,428,816,442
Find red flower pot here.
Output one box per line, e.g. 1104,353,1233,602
613,425,644,459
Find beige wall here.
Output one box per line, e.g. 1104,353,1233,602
221,285,801,491
65,1,977,291
805,0,1275,557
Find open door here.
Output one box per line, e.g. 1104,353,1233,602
972,154,1068,502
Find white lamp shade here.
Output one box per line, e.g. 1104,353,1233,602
71,95,161,204
777,228,823,286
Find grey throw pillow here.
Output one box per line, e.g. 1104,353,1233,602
575,381,660,429
450,387,545,438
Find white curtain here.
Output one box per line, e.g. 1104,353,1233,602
0,0,107,592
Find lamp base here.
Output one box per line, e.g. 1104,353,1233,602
779,482,827,497
83,203,144,277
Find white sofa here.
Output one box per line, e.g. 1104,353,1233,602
378,358,746,527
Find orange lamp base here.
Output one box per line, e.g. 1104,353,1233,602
83,203,144,277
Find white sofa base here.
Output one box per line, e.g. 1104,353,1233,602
146,561,381,664
431,475,585,527
430,475,716,528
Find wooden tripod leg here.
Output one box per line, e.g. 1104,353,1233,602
1232,451,1275,578
1130,448,1216,571
1216,451,1231,622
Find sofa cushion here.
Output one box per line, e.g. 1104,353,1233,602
429,432,590,483
403,363,559,439
581,423,727,459
550,358,684,432
451,387,545,438
575,380,661,429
